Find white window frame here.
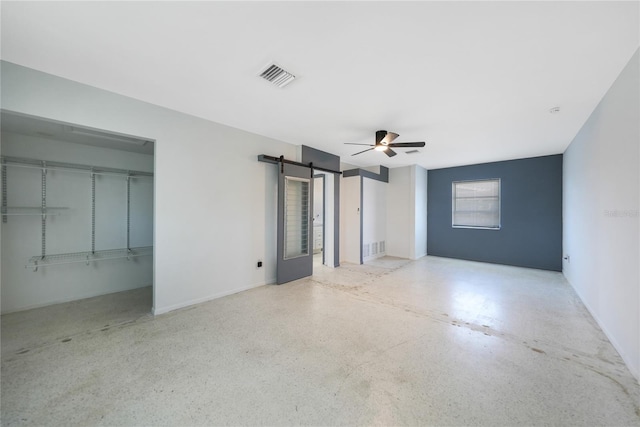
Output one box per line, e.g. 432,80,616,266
452,178,501,230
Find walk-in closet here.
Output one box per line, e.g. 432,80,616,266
0,111,154,317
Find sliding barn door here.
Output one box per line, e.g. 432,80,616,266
277,163,313,284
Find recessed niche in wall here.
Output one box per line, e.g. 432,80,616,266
1,110,155,314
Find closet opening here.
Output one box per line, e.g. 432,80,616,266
0,111,155,333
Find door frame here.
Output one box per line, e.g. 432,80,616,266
313,173,326,266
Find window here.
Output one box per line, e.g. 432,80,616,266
284,176,310,259
452,179,500,229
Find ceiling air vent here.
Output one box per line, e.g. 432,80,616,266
405,149,420,154
259,63,296,88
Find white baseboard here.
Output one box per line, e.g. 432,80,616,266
563,273,639,381
153,279,273,315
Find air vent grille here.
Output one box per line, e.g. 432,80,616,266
259,64,296,88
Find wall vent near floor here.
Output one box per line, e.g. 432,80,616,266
259,63,296,88
363,243,370,258
371,242,378,255
380,241,385,253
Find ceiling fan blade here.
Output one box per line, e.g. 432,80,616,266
381,132,400,145
388,142,426,148
344,143,375,146
384,148,397,157
351,147,375,156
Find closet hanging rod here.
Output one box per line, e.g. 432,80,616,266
1,156,153,178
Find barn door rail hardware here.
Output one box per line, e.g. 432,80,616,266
257,154,342,175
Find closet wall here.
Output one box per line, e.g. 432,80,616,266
386,165,428,260
340,169,388,265
1,131,154,313
340,175,361,264
362,178,386,262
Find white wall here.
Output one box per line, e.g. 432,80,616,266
563,49,639,379
1,133,154,312
412,165,428,259
313,177,324,226
1,61,296,315
386,167,412,258
340,175,360,264
340,162,359,171
362,178,386,261
386,165,428,260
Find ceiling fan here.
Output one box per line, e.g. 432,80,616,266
345,130,425,157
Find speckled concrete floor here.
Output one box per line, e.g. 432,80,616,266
2,256,639,426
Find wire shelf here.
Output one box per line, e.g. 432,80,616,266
26,246,153,271
2,207,69,216
1,155,153,178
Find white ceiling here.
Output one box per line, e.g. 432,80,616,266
1,1,638,169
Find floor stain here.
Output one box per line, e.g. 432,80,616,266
101,328,110,332
597,356,615,366
588,368,631,398
61,338,72,343
531,348,546,354
16,349,29,354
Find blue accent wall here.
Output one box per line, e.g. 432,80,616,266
427,155,563,271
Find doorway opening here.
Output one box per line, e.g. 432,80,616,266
311,171,336,273
261,152,339,284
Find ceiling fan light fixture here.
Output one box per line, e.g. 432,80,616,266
346,130,426,157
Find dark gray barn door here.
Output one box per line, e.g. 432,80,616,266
277,162,313,284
